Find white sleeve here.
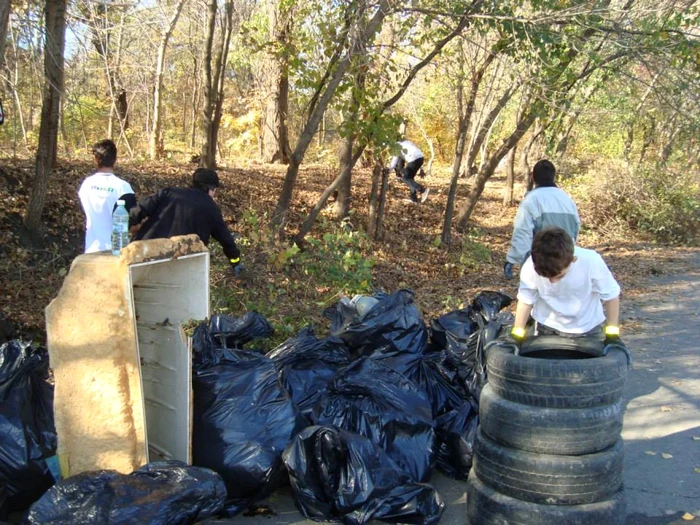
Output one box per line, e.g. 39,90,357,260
516,257,539,305
120,180,134,195
591,252,620,301
388,156,398,170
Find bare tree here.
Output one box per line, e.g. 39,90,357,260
150,0,187,160
442,47,496,245
24,0,67,231
273,0,391,237
0,0,10,69
200,0,240,168
260,0,291,164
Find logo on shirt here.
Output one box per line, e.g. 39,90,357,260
91,186,116,192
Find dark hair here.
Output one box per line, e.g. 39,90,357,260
531,227,575,278
532,159,556,187
191,168,220,192
92,139,117,168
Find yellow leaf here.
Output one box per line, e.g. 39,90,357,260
694,468,700,474
645,451,657,456
661,406,673,412
692,436,700,441
661,453,673,459
682,512,695,521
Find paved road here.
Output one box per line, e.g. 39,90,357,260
209,251,700,525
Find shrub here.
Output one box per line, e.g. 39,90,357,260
567,163,700,246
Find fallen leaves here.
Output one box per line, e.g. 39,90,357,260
661,453,673,459
682,513,695,521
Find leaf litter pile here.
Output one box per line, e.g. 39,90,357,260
0,157,696,343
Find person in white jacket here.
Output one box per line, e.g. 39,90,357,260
388,139,429,203
504,159,580,279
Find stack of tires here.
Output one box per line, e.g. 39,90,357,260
467,336,629,525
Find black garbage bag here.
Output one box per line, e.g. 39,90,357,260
325,290,428,357
435,400,479,480
24,461,226,525
370,347,467,418
311,357,435,482
192,327,306,516
430,292,512,400
0,340,57,519
208,311,274,349
267,327,351,419
283,426,445,525
430,291,512,355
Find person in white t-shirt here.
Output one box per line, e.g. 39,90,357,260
388,139,429,203
509,227,624,348
78,139,135,253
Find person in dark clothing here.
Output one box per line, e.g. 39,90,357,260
130,168,243,274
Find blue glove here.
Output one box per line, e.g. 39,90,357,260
233,263,245,278
504,261,514,280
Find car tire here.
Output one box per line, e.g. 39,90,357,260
479,384,623,455
466,471,626,525
485,339,628,409
473,429,623,506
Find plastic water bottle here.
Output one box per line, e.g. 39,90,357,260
111,200,129,256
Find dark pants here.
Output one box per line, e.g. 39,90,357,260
530,322,605,342
396,158,425,201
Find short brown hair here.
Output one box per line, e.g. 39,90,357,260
92,139,117,168
531,227,575,277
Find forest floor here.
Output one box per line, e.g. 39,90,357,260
0,156,698,343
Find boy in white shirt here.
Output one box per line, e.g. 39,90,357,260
510,227,623,347
78,139,135,253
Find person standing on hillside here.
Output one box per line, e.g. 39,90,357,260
78,139,136,253
503,159,580,279
129,168,244,275
388,139,429,203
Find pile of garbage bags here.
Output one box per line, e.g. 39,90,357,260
0,289,511,523
190,289,511,523
0,340,58,520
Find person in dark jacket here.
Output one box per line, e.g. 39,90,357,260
130,168,243,274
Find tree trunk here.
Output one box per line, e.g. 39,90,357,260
272,0,390,237
150,0,187,160
333,132,355,218
200,0,218,167
456,108,538,230
24,0,66,231
638,117,655,165
503,146,516,206
442,51,494,245
210,1,235,165
261,0,291,164
294,142,353,244
334,64,367,219
0,0,10,69
521,118,543,190
368,155,381,236
465,84,517,174
369,156,390,240
503,91,528,206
